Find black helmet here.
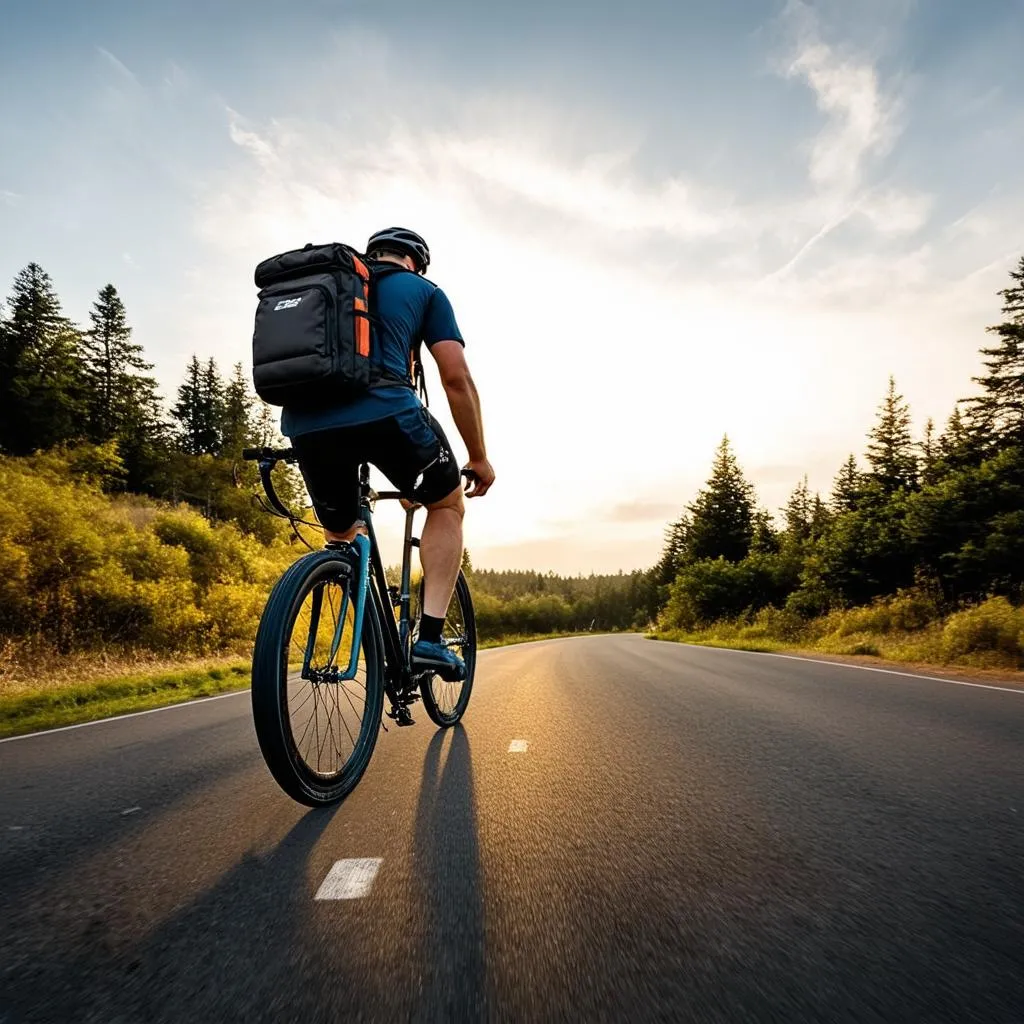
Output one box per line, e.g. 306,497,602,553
366,226,430,273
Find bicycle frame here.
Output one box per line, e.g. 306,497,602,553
242,446,426,707
357,462,422,699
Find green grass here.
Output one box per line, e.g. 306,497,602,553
0,663,251,739
648,631,791,654
479,630,601,650
0,633,603,738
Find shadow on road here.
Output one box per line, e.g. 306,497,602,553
411,724,489,1020
3,805,341,1024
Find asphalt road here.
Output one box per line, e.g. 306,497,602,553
2,635,1023,1023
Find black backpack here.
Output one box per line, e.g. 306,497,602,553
251,242,421,407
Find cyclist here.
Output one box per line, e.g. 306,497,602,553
280,227,495,682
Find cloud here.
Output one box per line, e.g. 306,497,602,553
227,108,279,168
787,39,897,197
1,190,20,207
857,188,932,235
96,47,139,85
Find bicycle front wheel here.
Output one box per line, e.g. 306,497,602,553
415,570,476,727
251,549,385,806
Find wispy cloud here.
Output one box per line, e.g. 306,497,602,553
786,40,897,197
96,46,139,85
1,189,20,207
765,0,930,279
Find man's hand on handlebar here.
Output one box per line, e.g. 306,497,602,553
462,458,495,498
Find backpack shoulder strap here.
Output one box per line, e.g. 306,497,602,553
365,261,432,407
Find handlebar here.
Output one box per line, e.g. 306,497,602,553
241,447,298,464
241,450,479,517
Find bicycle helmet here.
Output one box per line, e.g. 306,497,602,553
366,227,430,273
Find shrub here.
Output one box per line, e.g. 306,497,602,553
940,598,1024,666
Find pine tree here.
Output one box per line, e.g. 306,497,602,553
919,417,939,485
831,454,861,513
968,255,1024,445
809,493,831,540
220,362,254,455
81,284,161,444
784,476,812,542
686,436,755,562
200,358,225,455
172,356,205,455
653,515,689,586
0,263,86,454
172,355,225,455
937,405,989,474
866,376,917,492
751,507,780,554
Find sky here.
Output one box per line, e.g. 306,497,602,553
1,0,1022,574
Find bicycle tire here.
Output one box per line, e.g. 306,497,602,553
416,570,476,727
251,549,385,806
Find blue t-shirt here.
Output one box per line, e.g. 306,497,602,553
280,266,464,437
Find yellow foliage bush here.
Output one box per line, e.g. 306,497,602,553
0,453,299,662
940,598,1024,667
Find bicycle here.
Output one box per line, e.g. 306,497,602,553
241,447,476,806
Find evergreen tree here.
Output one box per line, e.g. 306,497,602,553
686,436,755,562
919,417,939,486
0,263,86,454
968,255,1024,445
809,493,831,540
201,357,225,454
172,355,224,455
653,515,689,587
220,362,255,455
80,284,163,459
751,507,781,554
866,376,917,492
783,476,812,542
831,454,861,513
936,405,989,474
172,356,205,455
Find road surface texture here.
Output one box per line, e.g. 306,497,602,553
2,635,1022,1023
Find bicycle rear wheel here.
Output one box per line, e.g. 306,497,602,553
415,570,476,727
251,549,384,806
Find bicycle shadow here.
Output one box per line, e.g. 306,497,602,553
12,804,341,1024
411,724,489,1021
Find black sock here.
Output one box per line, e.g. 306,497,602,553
419,614,444,644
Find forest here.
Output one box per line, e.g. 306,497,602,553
0,263,648,689
651,256,1024,669
0,255,1022,688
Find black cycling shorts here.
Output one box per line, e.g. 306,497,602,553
291,406,461,532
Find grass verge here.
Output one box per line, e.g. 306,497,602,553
479,630,601,650
647,631,1024,686
0,633,605,739
0,662,251,739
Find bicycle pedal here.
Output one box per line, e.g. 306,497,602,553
391,705,416,727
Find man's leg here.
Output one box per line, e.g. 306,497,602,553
420,485,465,618
291,428,361,544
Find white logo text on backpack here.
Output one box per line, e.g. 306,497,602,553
273,297,303,311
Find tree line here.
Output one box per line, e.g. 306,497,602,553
0,263,294,535
652,256,1024,630
0,262,649,650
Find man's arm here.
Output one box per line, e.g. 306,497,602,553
429,340,495,497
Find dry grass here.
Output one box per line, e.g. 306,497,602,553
0,640,251,699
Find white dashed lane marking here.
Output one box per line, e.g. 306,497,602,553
508,740,529,753
121,807,141,816
315,858,382,900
